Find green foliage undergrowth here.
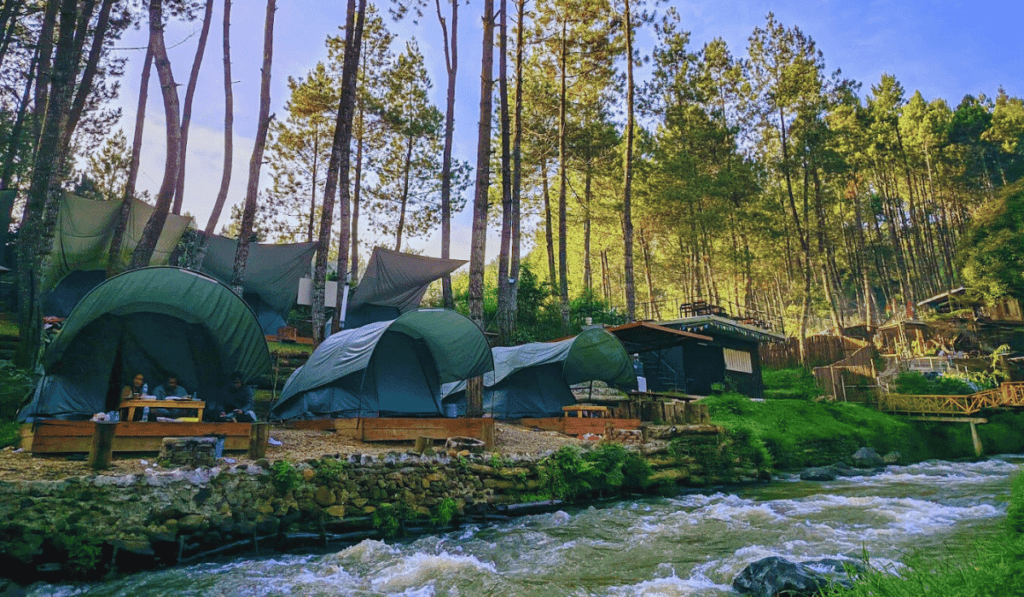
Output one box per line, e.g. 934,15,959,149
891,371,976,395
537,444,652,502
271,461,301,493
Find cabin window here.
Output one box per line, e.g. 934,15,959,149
723,348,752,373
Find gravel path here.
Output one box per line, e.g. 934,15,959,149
0,423,584,482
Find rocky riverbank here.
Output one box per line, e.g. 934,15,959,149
0,425,767,584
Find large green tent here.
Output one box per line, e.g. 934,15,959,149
19,267,272,420
441,328,637,419
270,309,493,420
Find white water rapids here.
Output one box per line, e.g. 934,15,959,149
31,456,1021,596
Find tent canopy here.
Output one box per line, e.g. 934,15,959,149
347,247,465,314
42,193,193,294
199,235,317,334
270,309,493,420
20,267,272,420
442,328,636,418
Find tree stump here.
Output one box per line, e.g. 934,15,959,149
88,421,117,470
414,436,433,454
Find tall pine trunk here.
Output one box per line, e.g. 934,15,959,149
15,0,81,369
231,0,276,292
204,0,234,234
129,0,182,270
437,0,459,309
620,0,637,321
496,0,514,346
107,41,153,276
556,18,569,331
172,0,214,215
466,0,494,417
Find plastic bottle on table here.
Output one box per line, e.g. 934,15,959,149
142,383,148,395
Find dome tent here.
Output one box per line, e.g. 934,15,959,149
19,267,272,420
270,309,493,420
441,327,637,419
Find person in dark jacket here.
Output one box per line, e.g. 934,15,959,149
215,372,257,422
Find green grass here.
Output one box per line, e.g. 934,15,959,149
0,319,17,338
827,471,1024,596
762,368,824,401
703,393,933,469
267,341,313,354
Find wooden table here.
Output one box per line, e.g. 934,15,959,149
562,405,610,418
121,399,205,422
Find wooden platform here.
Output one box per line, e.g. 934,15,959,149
518,417,641,437
19,420,254,454
285,417,496,448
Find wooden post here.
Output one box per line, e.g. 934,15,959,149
414,436,432,454
248,422,270,459
88,421,117,470
970,422,983,457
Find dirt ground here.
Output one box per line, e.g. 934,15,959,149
0,423,584,482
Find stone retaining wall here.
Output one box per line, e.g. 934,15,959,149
0,436,766,583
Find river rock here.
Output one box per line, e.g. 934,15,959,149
799,467,836,481
851,447,884,468
883,451,903,465
732,556,859,597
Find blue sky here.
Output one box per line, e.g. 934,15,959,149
114,0,1023,262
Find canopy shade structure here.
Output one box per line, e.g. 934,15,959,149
442,328,636,419
20,267,272,421
198,235,317,334
270,309,493,420
342,247,466,329
41,193,193,295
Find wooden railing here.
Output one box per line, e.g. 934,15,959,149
879,382,1024,416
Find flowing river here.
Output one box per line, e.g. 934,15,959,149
29,456,1022,596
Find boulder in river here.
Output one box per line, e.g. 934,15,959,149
851,447,884,468
883,451,903,465
733,556,861,597
799,467,836,481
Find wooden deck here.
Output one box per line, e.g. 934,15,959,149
19,420,254,454
285,417,496,448
879,382,1024,416
518,417,641,437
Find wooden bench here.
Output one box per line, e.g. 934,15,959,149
121,399,205,422
562,405,610,418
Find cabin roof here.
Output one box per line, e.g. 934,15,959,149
658,314,786,343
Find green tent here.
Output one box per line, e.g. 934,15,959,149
270,309,493,420
441,328,637,419
19,267,272,420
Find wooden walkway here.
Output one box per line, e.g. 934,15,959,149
878,382,1024,416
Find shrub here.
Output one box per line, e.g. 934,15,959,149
0,421,18,449
430,498,459,528
271,461,301,493
0,362,35,421
891,371,974,395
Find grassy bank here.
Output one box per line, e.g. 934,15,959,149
826,471,1024,596
705,367,1024,469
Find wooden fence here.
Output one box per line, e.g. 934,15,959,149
878,382,1024,416
812,345,877,401
762,335,871,370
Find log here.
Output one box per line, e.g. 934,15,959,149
88,422,117,470
248,422,270,459
414,436,432,454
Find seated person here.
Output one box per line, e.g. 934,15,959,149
121,373,145,403
151,374,188,420
155,374,188,400
214,372,257,423
120,373,146,420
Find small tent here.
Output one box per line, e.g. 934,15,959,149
441,328,637,419
270,309,493,420
19,267,272,420
197,235,317,334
